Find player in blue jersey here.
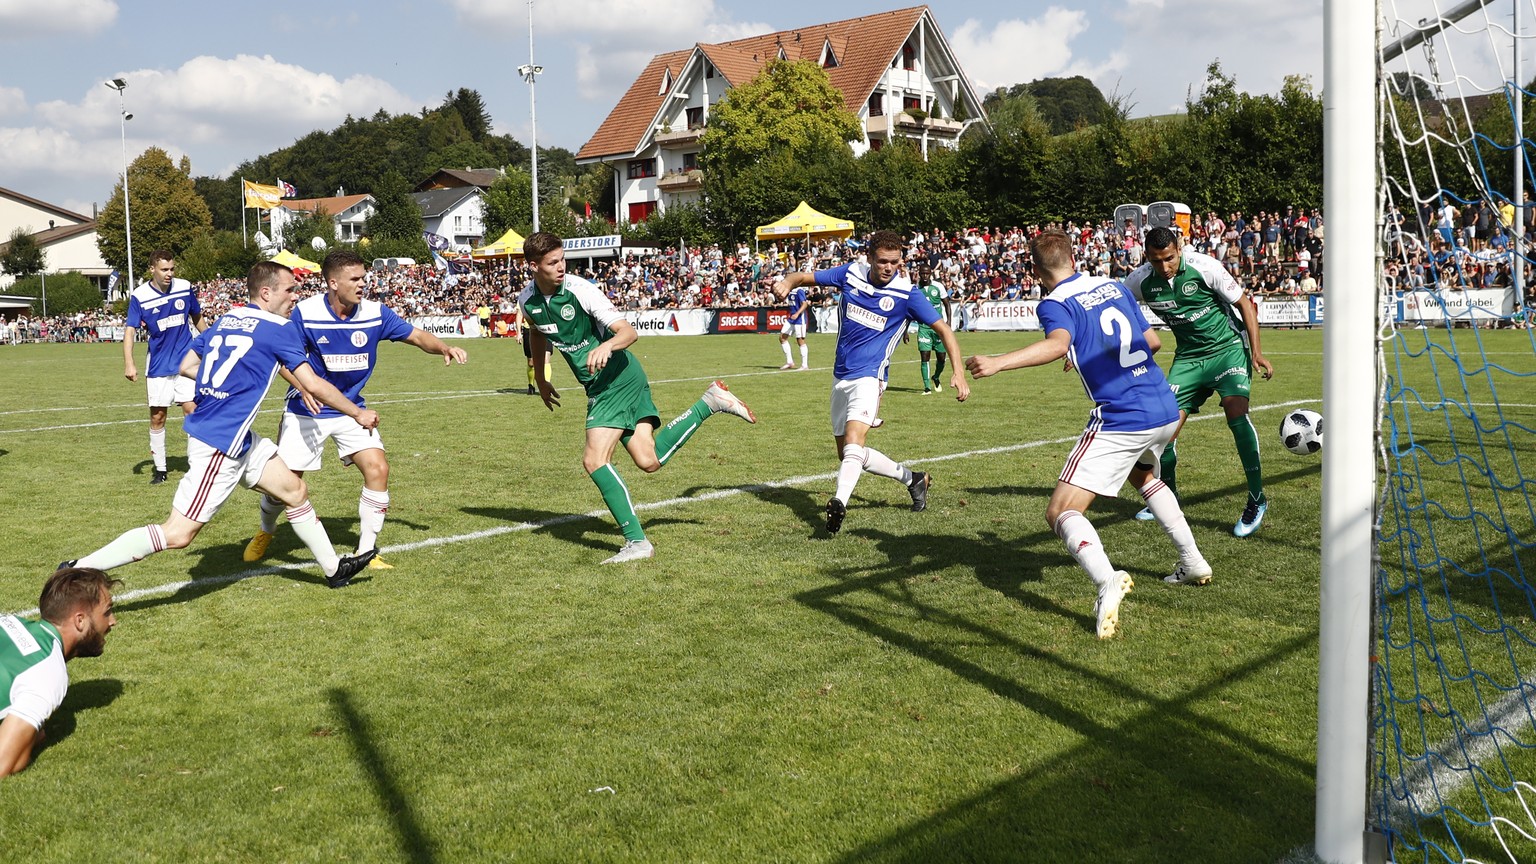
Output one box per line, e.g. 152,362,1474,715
62,262,378,589
243,250,468,569
967,230,1211,639
124,249,206,484
0,567,120,778
777,283,811,370
773,230,969,535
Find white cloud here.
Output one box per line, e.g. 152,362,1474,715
0,0,117,39
950,8,1094,92
0,85,26,116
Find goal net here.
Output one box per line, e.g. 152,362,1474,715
1374,1,1536,861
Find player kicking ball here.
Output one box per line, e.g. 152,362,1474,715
967,230,1211,639
60,262,377,589
519,232,757,564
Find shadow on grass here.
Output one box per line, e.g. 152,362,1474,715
461,505,693,555
38,677,123,756
330,688,436,864
796,556,1319,861
131,456,190,477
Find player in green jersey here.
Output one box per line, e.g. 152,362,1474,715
1123,226,1275,537
911,268,953,394
1,567,120,777
518,232,758,564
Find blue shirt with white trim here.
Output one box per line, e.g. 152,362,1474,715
815,263,939,381
284,295,415,418
185,306,309,456
786,287,809,325
125,278,202,378
1037,272,1179,432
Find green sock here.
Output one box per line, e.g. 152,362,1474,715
1159,440,1179,498
590,464,646,541
652,399,712,467
933,353,947,386
1228,415,1266,503
921,360,931,390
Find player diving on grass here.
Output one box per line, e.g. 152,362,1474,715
1122,226,1274,537
242,250,468,571
772,230,969,536
519,232,757,565
967,229,1212,639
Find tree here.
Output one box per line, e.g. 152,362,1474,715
1,228,46,279
959,89,1054,226
447,88,493,142
365,169,425,241
97,146,214,280
10,272,101,316
1024,76,1112,135
482,169,534,239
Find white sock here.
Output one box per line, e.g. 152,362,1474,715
149,428,167,471
1054,510,1117,587
1139,478,1204,565
77,525,166,570
782,341,793,364
862,446,913,485
834,444,866,503
799,343,808,367
285,500,340,577
259,493,284,534
357,488,389,554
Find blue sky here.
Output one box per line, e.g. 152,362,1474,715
1,0,1492,220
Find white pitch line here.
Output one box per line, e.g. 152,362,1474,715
7,399,1317,618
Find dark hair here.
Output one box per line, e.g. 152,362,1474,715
867,230,905,256
39,567,121,625
523,231,564,263
149,249,175,266
1029,229,1074,273
322,249,366,281
1145,226,1179,251
247,260,292,299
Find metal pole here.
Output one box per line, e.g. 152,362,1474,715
1514,1,1525,310
1316,0,1376,861
120,95,133,289
40,270,47,319
519,0,544,233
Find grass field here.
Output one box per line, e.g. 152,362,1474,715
0,328,1347,861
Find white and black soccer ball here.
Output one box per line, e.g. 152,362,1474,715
1279,409,1324,455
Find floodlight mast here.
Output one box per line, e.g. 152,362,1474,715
105,77,133,291
519,0,544,233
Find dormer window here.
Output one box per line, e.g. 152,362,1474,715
902,43,915,71
659,68,672,95
821,39,839,68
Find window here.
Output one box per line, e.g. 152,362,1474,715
659,68,672,95
628,201,657,222
870,139,883,152
454,215,463,230
868,93,884,117
904,96,921,112
822,39,838,68
705,64,714,79
902,44,915,71
628,159,656,180
682,152,699,170
686,106,703,128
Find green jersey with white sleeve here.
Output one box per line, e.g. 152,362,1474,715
518,275,635,394
1123,249,1247,360
1,615,67,730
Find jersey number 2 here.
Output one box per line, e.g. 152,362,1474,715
1099,308,1148,368
200,334,254,388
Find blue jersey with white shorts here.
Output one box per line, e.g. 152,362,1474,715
284,295,415,419
126,278,202,377
185,306,309,456
786,287,808,325
816,263,939,381
1037,273,1179,432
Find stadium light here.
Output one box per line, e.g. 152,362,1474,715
519,0,544,232
105,77,133,292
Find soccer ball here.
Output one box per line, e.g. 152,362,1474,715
1279,409,1324,455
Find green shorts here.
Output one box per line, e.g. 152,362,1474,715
584,360,660,431
916,325,945,353
1167,343,1251,414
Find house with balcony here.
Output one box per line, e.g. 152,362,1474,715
270,193,376,244
412,187,485,251
576,5,985,225
0,185,112,294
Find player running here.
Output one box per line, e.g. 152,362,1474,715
1123,226,1275,537
519,232,757,564
772,230,969,535
243,250,468,570
62,262,377,588
123,249,206,484
967,229,1211,639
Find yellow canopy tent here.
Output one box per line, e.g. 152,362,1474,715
269,249,321,275
754,201,855,243
470,228,527,260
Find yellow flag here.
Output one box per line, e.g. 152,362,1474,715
243,180,282,210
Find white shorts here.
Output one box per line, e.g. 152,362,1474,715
276,411,384,472
830,377,883,436
780,320,807,339
1058,419,1180,498
173,435,279,523
147,374,195,408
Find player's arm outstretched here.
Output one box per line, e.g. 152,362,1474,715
403,327,469,366
527,327,560,411
0,714,41,777
967,328,1073,378
932,320,970,401
771,271,817,301
277,366,324,415
289,363,380,429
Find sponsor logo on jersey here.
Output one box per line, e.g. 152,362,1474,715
537,324,559,334
1215,365,1249,382
199,386,232,400
317,336,330,344
560,305,576,320
159,314,186,330
219,317,261,334
847,303,888,331
323,353,369,372
350,331,368,348
1077,283,1122,310
1,614,42,655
